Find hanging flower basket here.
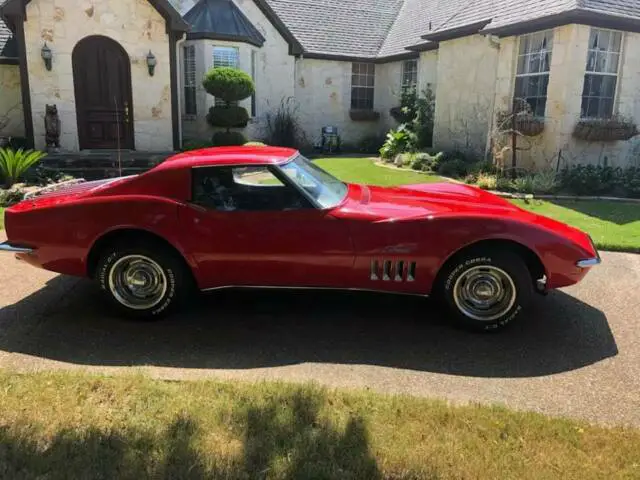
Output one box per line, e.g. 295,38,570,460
496,111,545,137
573,117,638,142
349,110,380,122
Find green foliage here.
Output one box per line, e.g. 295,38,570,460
389,86,435,149
560,165,618,195
475,173,498,190
0,187,25,207
512,175,535,194
0,148,47,188
244,141,267,147
437,158,469,177
265,97,302,148
211,131,247,147
26,165,75,187
206,106,250,129
357,135,386,154
620,166,640,198
531,170,559,194
379,125,416,160
181,139,215,151
496,176,514,192
202,67,255,104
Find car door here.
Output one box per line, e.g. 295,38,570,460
178,165,355,290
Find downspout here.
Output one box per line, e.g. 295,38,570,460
176,33,186,150
484,34,501,162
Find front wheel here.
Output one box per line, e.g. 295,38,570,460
95,242,190,319
437,250,533,332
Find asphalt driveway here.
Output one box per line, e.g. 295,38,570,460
0,237,638,427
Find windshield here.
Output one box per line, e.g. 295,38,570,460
278,155,348,209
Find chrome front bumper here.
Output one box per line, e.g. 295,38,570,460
0,242,33,254
576,257,601,268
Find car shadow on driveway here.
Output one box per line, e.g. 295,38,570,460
0,276,618,378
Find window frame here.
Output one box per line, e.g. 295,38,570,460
189,164,316,212
350,62,375,111
581,28,624,119
401,59,418,91
250,50,257,117
183,44,197,118
212,45,240,107
513,29,554,118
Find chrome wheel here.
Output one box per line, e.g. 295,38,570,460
108,255,168,310
452,265,516,321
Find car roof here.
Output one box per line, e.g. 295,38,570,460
153,146,299,172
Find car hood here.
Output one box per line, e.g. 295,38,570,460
341,182,518,221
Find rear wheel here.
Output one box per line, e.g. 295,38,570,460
436,250,533,332
95,242,190,319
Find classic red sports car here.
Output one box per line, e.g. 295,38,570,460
1,146,600,331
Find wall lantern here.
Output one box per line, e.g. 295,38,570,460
146,50,157,76
41,42,52,71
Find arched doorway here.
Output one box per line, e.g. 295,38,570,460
72,36,134,150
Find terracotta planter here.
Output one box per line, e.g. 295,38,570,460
573,119,638,142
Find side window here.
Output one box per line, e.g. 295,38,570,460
191,166,311,211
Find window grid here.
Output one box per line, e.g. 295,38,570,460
402,59,418,90
183,45,197,116
581,28,623,119
213,46,240,107
351,62,375,110
514,30,553,117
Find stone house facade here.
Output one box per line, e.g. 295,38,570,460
1,0,640,169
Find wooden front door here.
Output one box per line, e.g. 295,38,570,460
72,36,134,150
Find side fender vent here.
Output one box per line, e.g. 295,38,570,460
370,259,416,282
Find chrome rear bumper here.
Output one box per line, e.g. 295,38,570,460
0,242,33,254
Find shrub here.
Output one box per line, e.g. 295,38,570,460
202,67,255,104
206,105,249,129
389,86,435,149
496,176,514,192
0,148,47,188
512,175,535,194
182,139,214,151
469,160,497,175
475,173,498,190
265,97,302,148
358,134,385,154
560,165,618,195
437,158,468,177
531,170,559,194
0,187,25,207
379,125,416,160
619,166,640,198
212,131,247,146
409,152,437,171
244,141,267,147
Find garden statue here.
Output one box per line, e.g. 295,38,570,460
44,104,61,150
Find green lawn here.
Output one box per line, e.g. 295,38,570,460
513,199,640,253
0,371,638,479
315,156,442,186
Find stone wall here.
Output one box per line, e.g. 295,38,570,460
23,0,173,151
0,65,24,138
181,0,295,145
492,24,640,170
433,34,499,158
294,58,387,148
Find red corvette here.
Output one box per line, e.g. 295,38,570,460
1,146,600,331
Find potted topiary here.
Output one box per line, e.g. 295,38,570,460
202,66,255,146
